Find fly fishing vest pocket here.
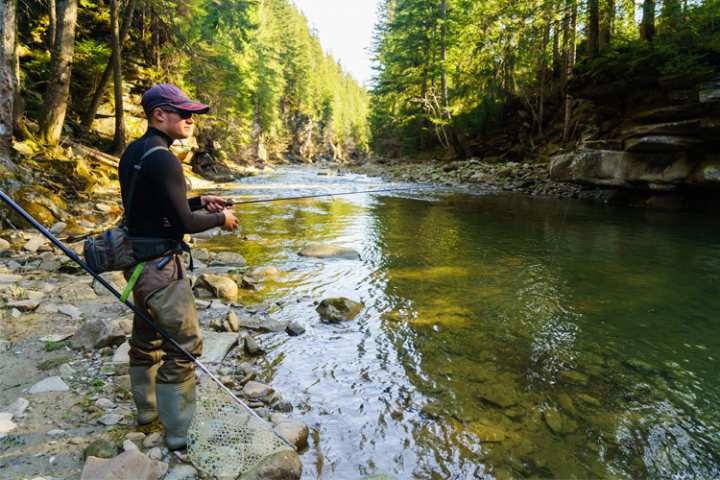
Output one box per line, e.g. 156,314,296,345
83,227,180,273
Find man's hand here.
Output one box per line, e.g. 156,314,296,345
201,195,227,213
222,210,238,231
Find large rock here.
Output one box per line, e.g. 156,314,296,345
242,381,274,399
28,376,69,394
0,412,17,435
71,318,131,350
198,331,237,363
272,418,309,449
239,450,301,480
209,310,241,333
3,397,29,419
80,450,168,480
316,297,363,323
625,135,701,153
5,299,41,312
549,149,697,188
195,274,239,302
298,244,360,260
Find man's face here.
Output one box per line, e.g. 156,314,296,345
152,108,194,139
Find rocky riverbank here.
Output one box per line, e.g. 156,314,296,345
345,157,583,199
0,219,317,479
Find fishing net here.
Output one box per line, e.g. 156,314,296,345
188,377,294,479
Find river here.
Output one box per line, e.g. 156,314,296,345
202,166,720,479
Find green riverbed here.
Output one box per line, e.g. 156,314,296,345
203,166,720,479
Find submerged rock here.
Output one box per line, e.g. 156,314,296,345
316,297,363,322
298,244,360,260
543,409,578,435
468,422,507,443
559,370,589,386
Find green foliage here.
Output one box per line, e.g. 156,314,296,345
371,0,720,157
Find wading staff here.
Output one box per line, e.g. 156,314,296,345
0,189,293,448
225,186,433,206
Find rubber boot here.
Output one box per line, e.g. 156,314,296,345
156,376,196,450
129,364,160,425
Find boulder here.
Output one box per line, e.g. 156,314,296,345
209,311,241,333
0,238,10,252
28,376,69,394
198,331,237,364
285,322,305,337
112,341,130,364
164,464,199,480
239,449,301,480
71,318,131,350
242,381,274,399
242,336,265,356
299,244,360,260
624,135,701,153
195,274,239,302
234,314,288,333
84,439,119,460
316,297,363,322
58,304,82,320
80,450,168,480
273,420,309,449
0,412,17,435
3,397,29,419
5,299,41,312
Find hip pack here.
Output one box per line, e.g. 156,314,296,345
83,144,177,273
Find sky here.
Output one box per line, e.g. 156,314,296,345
291,0,380,87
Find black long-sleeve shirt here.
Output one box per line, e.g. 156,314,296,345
119,127,224,240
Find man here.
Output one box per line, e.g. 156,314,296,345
119,83,238,450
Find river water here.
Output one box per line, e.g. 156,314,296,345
202,166,720,479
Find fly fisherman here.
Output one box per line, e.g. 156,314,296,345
119,83,239,450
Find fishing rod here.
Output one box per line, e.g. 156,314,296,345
225,186,433,206
0,189,293,449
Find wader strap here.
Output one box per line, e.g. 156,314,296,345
124,144,169,226
121,262,146,302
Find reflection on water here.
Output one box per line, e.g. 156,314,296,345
203,167,720,479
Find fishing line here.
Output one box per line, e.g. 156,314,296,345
225,186,434,206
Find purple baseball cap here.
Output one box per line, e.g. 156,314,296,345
141,83,210,116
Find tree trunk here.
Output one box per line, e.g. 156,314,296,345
563,0,577,141
81,0,135,130
552,19,561,79
640,0,655,41
438,0,466,158
39,0,78,145
587,0,600,59
599,0,614,50
110,0,124,153
0,0,18,158
49,0,56,49
151,11,160,69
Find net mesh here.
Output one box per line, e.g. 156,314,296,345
188,377,293,479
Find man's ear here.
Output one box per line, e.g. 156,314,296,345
150,107,165,124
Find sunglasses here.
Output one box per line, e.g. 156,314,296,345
161,107,193,119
